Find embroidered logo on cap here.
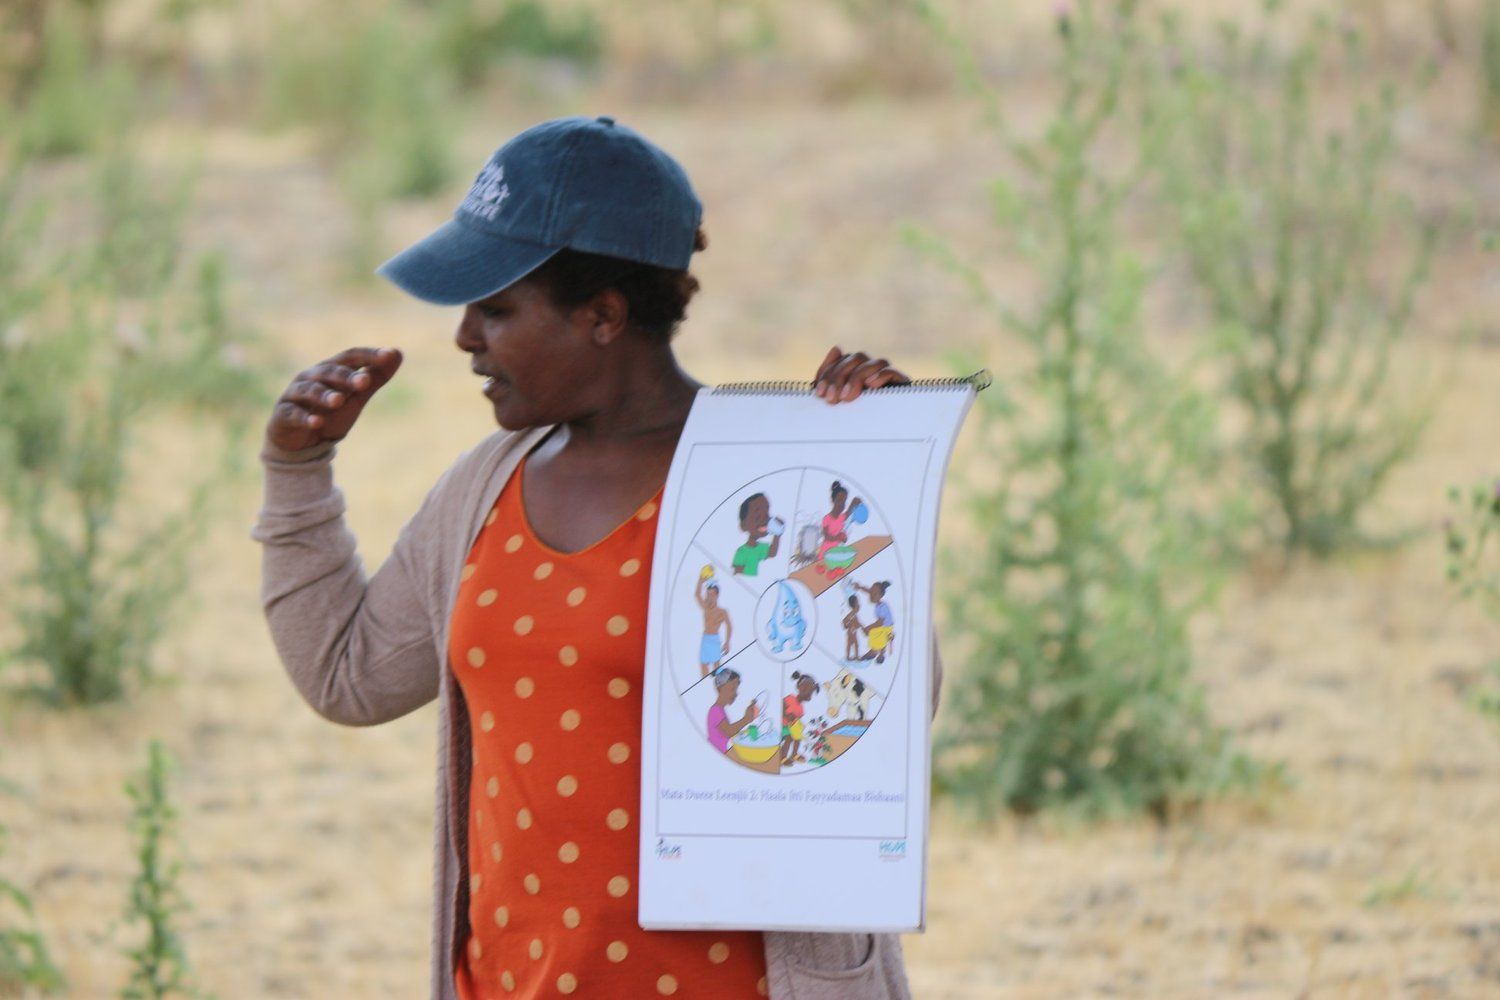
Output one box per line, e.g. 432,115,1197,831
461,162,511,222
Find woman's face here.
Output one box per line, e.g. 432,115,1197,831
721,677,740,702
830,488,847,513
454,278,602,429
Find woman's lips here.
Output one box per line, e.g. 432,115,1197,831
481,376,507,399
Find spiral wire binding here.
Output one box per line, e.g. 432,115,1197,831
712,368,992,396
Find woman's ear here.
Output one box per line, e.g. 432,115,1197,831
586,288,630,346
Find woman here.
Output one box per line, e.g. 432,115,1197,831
816,480,863,573
252,115,934,1000
705,668,756,755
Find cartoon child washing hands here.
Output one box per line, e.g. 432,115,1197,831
706,668,757,755
780,671,818,766
695,567,732,676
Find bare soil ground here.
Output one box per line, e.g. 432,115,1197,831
3,74,1499,999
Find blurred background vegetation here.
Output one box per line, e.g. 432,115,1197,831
1,0,1498,995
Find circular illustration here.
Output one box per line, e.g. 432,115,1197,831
669,467,905,775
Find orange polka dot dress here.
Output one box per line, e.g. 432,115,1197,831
450,458,768,999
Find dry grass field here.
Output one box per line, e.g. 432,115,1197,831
4,4,1500,996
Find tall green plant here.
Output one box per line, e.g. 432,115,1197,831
1443,477,1500,725
431,0,604,87
117,740,214,1000
0,142,264,707
1482,0,1500,139
7,0,137,159
261,0,461,279
909,0,1267,820
0,772,67,995
1149,2,1442,558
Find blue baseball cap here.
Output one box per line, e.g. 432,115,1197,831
375,115,703,306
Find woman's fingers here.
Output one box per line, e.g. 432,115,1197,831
265,346,403,453
285,378,347,411
813,345,844,387
812,347,912,404
271,399,323,431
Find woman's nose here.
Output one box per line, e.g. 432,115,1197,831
455,305,488,354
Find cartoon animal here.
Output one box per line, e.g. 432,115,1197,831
824,668,876,721
765,581,806,653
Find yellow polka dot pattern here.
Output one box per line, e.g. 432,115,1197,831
450,462,765,1000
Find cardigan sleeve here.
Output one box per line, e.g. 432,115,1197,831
248,438,448,727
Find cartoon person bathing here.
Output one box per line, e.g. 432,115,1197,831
856,580,895,663
695,568,732,677
842,595,864,662
706,668,757,755
732,492,783,576
780,670,818,766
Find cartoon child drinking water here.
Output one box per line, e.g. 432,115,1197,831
732,492,783,576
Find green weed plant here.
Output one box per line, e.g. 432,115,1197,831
0,771,66,995
1149,1,1442,558
1443,477,1500,724
909,0,1269,821
0,142,264,707
116,740,213,1000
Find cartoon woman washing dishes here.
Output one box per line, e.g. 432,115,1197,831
706,668,757,755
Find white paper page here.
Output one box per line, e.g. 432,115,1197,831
638,382,976,932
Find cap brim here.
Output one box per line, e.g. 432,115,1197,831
374,216,560,306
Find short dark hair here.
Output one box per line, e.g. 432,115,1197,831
525,227,708,342
738,492,766,523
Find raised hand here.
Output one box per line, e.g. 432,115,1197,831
812,346,911,404
265,346,403,453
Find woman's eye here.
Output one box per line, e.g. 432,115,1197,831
479,304,508,319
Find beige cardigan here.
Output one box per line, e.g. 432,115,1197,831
250,422,942,999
